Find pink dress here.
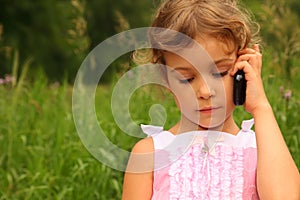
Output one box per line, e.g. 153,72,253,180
141,119,260,199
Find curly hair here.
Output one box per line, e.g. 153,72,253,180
133,0,260,64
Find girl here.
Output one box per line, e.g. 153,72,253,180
122,0,300,199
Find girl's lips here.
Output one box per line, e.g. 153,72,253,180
198,106,221,113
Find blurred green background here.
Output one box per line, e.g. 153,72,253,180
0,0,299,199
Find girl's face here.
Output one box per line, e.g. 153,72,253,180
164,36,237,132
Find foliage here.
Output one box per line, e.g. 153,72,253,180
1,0,299,82
85,0,153,48
0,71,124,199
256,0,300,80
0,0,153,82
0,0,89,82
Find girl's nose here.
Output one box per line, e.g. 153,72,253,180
196,80,215,100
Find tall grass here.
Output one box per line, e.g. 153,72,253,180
0,50,299,199
0,65,123,199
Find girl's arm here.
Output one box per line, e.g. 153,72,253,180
252,101,300,199
232,45,300,199
122,137,154,200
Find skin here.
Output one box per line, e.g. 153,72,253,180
122,36,300,200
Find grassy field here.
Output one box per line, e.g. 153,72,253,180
0,48,299,200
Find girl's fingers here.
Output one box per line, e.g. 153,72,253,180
236,54,261,69
231,61,252,79
236,54,257,63
231,57,259,76
233,45,262,75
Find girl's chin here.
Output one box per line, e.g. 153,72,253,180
197,122,224,130
180,118,225,131
194,117,227,130
183,112,227,128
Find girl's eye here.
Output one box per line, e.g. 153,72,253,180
212,71,228,78
179,77,194,84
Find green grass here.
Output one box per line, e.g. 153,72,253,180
0,49,299,199
0,73,124,199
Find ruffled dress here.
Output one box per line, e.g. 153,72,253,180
141,119,259,200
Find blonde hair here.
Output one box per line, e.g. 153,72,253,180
133,0,260,64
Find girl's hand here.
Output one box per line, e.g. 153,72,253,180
230,44,269,114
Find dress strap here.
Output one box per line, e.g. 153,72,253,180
241,118,255,132
141,124,164,136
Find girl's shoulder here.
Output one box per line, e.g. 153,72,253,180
131,136,154,154
126,137,155,173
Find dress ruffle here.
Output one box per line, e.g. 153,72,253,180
142,119,259,200
167,143,258,199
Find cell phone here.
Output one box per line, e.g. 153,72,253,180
233,70,246,105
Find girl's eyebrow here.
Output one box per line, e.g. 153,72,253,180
170,67,192,73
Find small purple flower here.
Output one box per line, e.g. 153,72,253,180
284,89,292,101
0,75,15,85
5,75,14,83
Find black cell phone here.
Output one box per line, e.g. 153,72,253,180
233,70,246,105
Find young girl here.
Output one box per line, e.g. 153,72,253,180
122,0,300,199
